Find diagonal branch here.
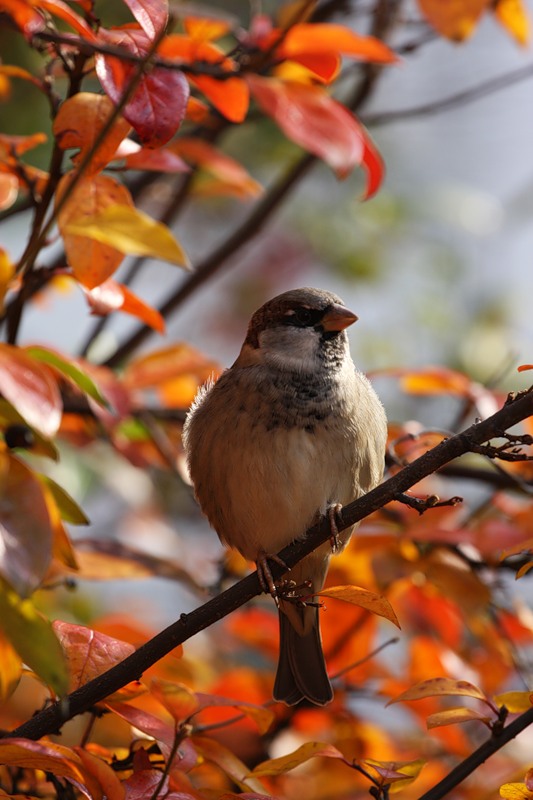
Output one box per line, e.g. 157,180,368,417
7,387,533,743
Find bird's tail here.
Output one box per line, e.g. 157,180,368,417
273,604,333,706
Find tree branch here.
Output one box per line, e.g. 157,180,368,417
7,387,533,742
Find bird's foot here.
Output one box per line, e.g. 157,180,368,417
256,551,290,599
277,579,322,608
327,503,344,553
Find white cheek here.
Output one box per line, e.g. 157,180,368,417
258,327,321,372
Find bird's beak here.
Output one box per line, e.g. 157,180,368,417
321,303,358,332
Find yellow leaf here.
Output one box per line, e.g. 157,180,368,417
64,204,191,269
250,741,345,777
494,0,530,45
388,677,488,705
318,585,400,627
426,706,492,729
500,783,533,800
0,579,68,696
494,691,533,713
418,0,491,41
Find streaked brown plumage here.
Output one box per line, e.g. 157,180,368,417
183,288,387,705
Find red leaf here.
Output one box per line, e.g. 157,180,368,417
122,0,168,38
95,27,189,147
247,75,383,195
0,343,61,437
118,139,190,173
0,453,54,596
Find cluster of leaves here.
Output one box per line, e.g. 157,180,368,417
0,0,532,800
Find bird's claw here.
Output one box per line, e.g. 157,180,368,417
256,552,290,600
327,503,344,553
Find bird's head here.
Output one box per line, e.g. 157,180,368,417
237,287,358,374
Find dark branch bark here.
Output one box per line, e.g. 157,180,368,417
7,387,533,743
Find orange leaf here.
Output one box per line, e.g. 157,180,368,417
494,0,530,45
150,679,200,721
318,585,400,627
388,677,489,705
518,363,533,372
184,16,232,41
106,701,197,768
171,138,262,197
95,27,189,147
39,0,97,40
53,620,135,692
0,131,47,157
84,279,165,333
418,0,491,41
281,23,398,63
0,174,18,211
0,344,61,437
247,75,383,194
0,739,89,785
193,736,267,793
123,343,220,391
158,35,249,122
73,747,125,800
56,172,133,288
0,0,45,36
53,93,131,175
0,630,22,700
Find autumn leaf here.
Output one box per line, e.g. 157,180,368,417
247,74,383,195
194,736,268,793
494,0,530,45
25,345,108,406
249,741,346,777
53,93,131,175
84,279,166,334
426,707,493,729
0,629,22,700
418,0,490,41
64,204,190,269
158,34,249,122
73,747,126,800
56,172,133,288
123,0,168,39
0,739,91,786
500,783,533,800
494,691,533,712
388,677,491,706
0,581,69,695
53,620,136,692
38,474,89,526
95,27,189,147
319,585,400,627
0,344,62,437
0,451,58,595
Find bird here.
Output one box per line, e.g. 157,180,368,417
182,287,387,705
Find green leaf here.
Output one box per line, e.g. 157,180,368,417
0,579,69,696
25,346,108,407
38,475,89,526
63,204,191,269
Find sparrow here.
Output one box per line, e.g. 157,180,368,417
183,288,387,705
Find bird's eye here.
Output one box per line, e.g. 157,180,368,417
294,307,312,325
